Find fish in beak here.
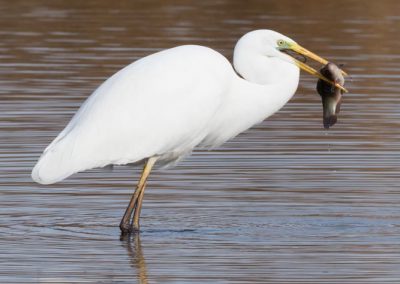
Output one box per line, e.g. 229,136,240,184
317,63,345,129
278,41,348,93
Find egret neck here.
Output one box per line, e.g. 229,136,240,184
230,42,300,128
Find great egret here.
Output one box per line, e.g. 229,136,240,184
32,30,347,233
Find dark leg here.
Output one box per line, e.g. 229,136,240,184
119,184,142,233
131,157,157,231
119,157,157,233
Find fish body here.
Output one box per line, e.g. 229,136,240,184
316,63,345,129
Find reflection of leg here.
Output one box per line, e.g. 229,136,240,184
119,157,158,233
121,234,148,284
134,235,148,284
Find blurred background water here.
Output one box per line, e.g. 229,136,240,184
1,0,400,283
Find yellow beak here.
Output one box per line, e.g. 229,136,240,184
286,43,348,93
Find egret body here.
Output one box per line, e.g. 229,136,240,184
32,30,346,233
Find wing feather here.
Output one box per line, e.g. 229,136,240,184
32,45,232,184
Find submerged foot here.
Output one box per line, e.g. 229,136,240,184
120,222,132,234
120,222,140,234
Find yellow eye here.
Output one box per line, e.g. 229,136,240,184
277,39,285,47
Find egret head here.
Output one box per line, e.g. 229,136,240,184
234,30,347,92
274,35,347,92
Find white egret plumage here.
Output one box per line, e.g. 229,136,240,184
32,30,346,233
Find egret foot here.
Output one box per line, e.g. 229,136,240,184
120,222,135,234
119,225,139,234
130,223,140,233
120,207,141,233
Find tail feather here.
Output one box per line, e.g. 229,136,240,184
31,138,77,185
31,133,144,184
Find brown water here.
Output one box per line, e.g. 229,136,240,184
1,0,400,283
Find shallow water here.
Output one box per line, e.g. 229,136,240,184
1,0,400,283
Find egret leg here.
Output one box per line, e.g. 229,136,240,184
119,157,157,233
120,185,142,233
131,157,157,231
131,183,147,231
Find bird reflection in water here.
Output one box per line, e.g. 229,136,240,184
120,233,149,284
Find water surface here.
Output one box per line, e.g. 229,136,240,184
1,0,400,283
